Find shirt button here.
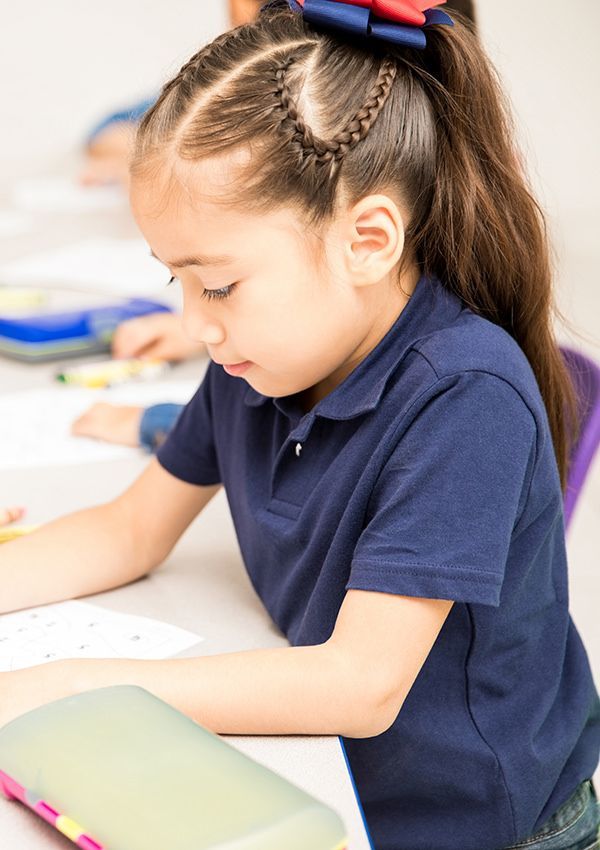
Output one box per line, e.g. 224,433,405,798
295,442,302,457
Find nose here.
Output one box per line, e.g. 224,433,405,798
181,291,226,346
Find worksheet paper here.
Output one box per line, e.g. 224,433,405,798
13,175,127,214
0,379,199,469
0,237,169,297
0,209,33,237
0,600,203,672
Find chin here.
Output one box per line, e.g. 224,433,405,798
244,372,304,400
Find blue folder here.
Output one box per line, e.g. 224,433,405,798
0,298,171,362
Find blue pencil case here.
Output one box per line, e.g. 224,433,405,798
0,298,171,362
0,685,348,850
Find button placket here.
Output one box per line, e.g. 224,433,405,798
269,415,315,507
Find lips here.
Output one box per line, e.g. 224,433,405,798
221,361,252,377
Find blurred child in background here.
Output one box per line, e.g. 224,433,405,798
80,1,264,187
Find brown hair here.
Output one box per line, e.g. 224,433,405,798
446,0,476,29
132,4,576,489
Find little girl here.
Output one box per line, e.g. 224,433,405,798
1,2,598,848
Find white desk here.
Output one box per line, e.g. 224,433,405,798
0,180,372,849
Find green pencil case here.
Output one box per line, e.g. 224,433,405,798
0,685,347,850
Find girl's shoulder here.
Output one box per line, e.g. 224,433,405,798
410,305,543,420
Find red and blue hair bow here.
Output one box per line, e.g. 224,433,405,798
287,0,453,49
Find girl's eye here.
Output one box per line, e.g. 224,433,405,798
165,276,238,302
200,283,238,302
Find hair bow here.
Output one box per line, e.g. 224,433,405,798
287,0,453,49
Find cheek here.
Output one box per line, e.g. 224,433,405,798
251,293,346,370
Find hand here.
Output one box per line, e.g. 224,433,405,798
112,313,205,362
0,506,25,527
78,123,136,188
71,403,143,447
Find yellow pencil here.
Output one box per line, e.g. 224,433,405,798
0,525,38,544
56,358,169,388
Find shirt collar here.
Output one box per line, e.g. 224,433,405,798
244,275,462,422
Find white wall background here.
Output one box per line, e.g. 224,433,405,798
0,2,227,169
1,0,598,341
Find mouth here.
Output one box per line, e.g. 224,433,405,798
220,361,252,377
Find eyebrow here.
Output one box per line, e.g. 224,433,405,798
149,249,235,269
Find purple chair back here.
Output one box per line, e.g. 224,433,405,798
560,347,600,530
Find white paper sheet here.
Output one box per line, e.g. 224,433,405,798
0,237,169,297
0,600,203,672
0,379,199,469
0,209,33,237
13,176,127,214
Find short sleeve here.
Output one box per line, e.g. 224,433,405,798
156,365,221,486
348,372,538,606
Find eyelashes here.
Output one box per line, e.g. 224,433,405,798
201,283,238,302
166,276,238,302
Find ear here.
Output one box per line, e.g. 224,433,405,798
343,195,405,286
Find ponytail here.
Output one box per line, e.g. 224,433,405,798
395,24,577,489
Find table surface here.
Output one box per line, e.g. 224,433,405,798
0,177,372,849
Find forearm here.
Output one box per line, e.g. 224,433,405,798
0,501,147,615
2,592,452,736
22,642,387,739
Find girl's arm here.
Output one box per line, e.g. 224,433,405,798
1,591,452,738
0,459,220,615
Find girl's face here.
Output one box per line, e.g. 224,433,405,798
130,158,412,404
228,0,261,27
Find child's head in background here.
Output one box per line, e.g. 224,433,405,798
228,0,263,27
130,0,574,485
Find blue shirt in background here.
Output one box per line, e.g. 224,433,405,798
86,96,156,145
157,275,600,850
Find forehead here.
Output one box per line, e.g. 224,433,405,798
130,151,304,240
130,153,244,222
129,153,306,261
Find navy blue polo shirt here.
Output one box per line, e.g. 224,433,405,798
157,275,600,850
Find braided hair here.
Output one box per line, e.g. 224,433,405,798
131,2,576,489
274,55,397,175
132,8,402,213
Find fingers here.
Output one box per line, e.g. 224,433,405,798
0,506,25,527
111,316,161,359
71,403,143,448
111,313,200,362
71,403,102,436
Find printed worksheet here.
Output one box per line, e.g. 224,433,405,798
0,601,203,672
0,209,32,237
0,379,199,469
